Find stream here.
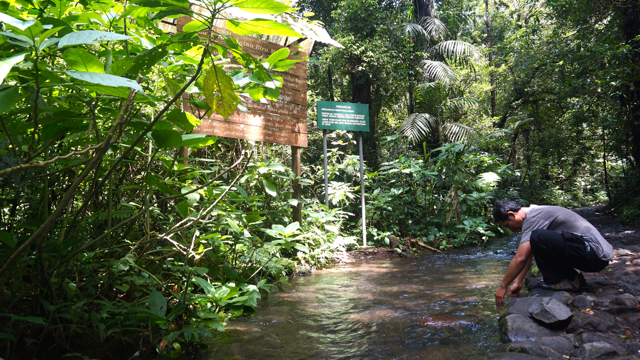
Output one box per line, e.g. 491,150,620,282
206,235,520,359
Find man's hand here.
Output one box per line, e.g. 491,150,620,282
495,286,507,311
508,281,522,297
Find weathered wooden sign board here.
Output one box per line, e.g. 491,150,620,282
172,14,310,147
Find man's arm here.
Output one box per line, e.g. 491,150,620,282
495,241,532,310
508,253,533,296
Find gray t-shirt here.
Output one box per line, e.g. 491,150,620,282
520,206,613,261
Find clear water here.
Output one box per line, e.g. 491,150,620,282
207,236,519,359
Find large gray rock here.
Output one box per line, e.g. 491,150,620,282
576,342,623,359
499,314,557,343
505,297,544,317
536,334,578,354
550,291,573,305
573,294,597,310
529,298,572,327
504,342,563,360
581,332,626,355
566,310,618,333
612,293,639,307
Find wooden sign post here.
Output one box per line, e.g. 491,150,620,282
172,13,310,223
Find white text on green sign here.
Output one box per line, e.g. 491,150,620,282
317,101,370,131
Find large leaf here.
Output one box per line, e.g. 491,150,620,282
58,30,131,47
181,134,215,148
233,0,291,14
0,86,20,113
182,19,208,32
226,19,302,37
166,108,199,132
265,47,289,67
203,65,239,120
193,276,215,296
62,48,104,73
0,12,36,30
151,129,182,148
65,71,144,93
0,53,26,84
148,290,167,318
399,113,437,144
263,179,277,196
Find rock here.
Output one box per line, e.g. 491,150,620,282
550,291,573,305
529,298,572,327
536,334,578,354
389,235,400,248
612,293,639,307
615,248,634,256
488,352,548,359
505,297,544,317
632,259,640,265
576,342,623,359
581,332,626,354
573,294,597,310
566,310,618,333
499,314,557,343
504,342,563,359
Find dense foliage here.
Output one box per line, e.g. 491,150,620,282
1,0,640,358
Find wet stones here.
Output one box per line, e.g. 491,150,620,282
499,314,557,342
528,298,572,328
612,293,640,307
575,342,623,359
573,294,597,311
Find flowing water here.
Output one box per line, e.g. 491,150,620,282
207,236,520,359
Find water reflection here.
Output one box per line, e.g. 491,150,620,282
207,238,517,359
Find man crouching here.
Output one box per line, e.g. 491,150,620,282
493,200,613,310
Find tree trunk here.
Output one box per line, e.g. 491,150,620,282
619,0,640,172
485,0,496,119
351,70,378,169
414,0,434,19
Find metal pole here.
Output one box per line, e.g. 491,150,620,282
359,132,366,246
323,129,329,208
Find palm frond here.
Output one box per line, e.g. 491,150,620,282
431,40,477,62
442,97,480,112
396,22,428,40
423,60,457,84
418,16,449,40
442,122,476,143
399,113,438,144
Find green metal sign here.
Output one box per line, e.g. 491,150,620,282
317,101,369,131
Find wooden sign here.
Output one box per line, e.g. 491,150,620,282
174,14,309,147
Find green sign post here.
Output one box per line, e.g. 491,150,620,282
317,101,370,247
318,101,370,131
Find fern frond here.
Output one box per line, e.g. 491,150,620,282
442,122,476,143
399,113,438,144
418,16,449,40
423,60,457,84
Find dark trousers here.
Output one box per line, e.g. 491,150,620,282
530,229,609,284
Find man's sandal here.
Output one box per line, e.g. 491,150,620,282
539,277,580,292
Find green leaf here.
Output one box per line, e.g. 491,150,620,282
0,12,36,30
226,19,302,37
226,218,241,233
148,290,167,318
166,108,198,132
58,30,131,47
293,243,309,253
0,86,20,114
181,186,200,205
182,19,208,32
62,48,104,73
151,129,182,148
193,276,215,296
271,59,299,72
266,48,289,66
233,0,291,14
181,134,215,148
65,71,144,93
203,65,239,120
284,221,299,234
0,230,14,247
176,200,189,218
263,179,277,196
0,53,26,85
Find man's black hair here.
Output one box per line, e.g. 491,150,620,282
492,200,522,223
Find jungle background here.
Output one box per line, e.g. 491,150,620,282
0,0,639,358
